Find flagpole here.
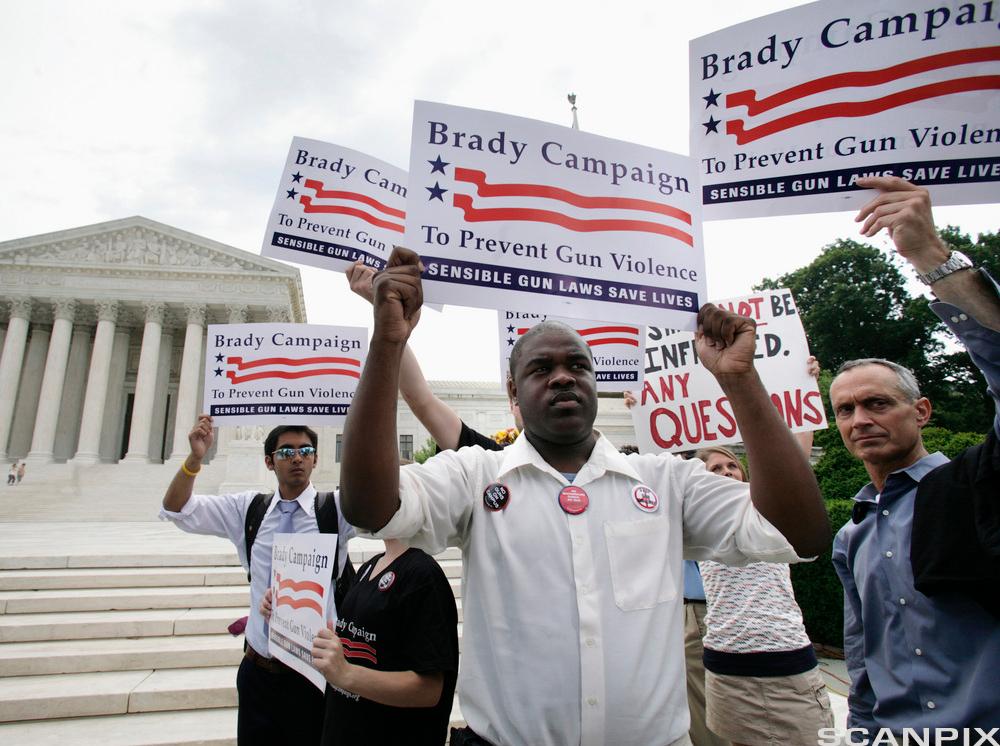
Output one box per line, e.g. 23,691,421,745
568,93,579,130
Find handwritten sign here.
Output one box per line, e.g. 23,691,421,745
497,308,643,392
262,137,407,271
406,101,707,330
632,289,826,452
204,323,366,425
690,0,1000,219
269,532,339,691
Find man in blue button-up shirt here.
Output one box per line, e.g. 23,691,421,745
831,176,1000,733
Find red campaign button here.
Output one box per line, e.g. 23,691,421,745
558,485,589,515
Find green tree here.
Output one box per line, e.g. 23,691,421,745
413,437,437,464
757,239,942,380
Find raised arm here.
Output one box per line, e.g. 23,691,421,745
696,307,829,557
856,176,1000,332
340,249,423,530
162,414,214,512
346,261,463,450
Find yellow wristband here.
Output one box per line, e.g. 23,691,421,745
180,461,201,477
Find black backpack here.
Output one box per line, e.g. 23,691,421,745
244,491,356,607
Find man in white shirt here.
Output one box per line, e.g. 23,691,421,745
338,247,829,746
160,416,354,745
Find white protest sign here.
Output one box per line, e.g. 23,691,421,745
632,289,826,453
497,309,643,392
262,137,407,271
204,323,366,425
269,532,339,691
690,0,1000,219
406,101,707,330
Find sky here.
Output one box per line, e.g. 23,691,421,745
1,0,995,382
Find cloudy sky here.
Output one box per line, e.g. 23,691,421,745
2,0,994,382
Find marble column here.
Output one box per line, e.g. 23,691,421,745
26,300,77,463
72,301,119,464
227,304,248,324
53,324,93,461
170,304,206,460
123,302,164,462
0,298,32,461
266,305,290,323
99,328,132,462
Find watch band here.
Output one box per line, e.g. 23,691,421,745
916,250,973,285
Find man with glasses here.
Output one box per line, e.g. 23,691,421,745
161,415,355,745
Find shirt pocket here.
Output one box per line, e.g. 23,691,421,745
604,516,676,611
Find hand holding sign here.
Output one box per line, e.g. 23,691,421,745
373,247,424,345
695,303,758,379
311,621,350,688
855,176,950,272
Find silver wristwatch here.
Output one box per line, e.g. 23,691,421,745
916,250,973,285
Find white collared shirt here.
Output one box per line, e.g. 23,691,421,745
159,483,354,657
368,432,800,746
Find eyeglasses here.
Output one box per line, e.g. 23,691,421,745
271,446,317,461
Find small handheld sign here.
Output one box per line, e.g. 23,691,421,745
558,485,590,515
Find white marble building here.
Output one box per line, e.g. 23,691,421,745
0,217,637,488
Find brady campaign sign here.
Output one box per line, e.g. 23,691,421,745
204,323,366,425
269,532,339,691
497,309,643,392
632,289,826,453
262,137,406,271
691,0,1000,219
406,101,707,330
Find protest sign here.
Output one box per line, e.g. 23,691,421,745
406,101,707,330
497,309,643,392
269,532,339,691
632,289,826,453
204,323,366,425
262,137,407,271
690,0,1000,219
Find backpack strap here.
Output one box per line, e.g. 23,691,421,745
243,493,271,582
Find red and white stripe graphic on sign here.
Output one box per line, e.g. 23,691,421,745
298,178,405,233
450,167,694,247
517,324,642,348
274,573,325,616
723,46,1000,145
225,356,361,385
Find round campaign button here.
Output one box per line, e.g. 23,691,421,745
483,482,511,511
558,485,590,515
378,571,396,591
632,484,660,513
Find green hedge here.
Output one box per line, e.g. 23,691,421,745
790,499,854,649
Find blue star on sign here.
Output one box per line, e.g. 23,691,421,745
703,116,721,134
507,337,515,346
214,368,224,376
428,155,449,174
215,353,224,363
507,325,515,333
426,182,447,201
703,89,721,108
290,171,303,183
286,188,299,199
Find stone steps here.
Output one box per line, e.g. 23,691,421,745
0,706,239,746
0,566,247,591
0,585,250,615
0,535,466,742
0,634,246,677
0,607,247,642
